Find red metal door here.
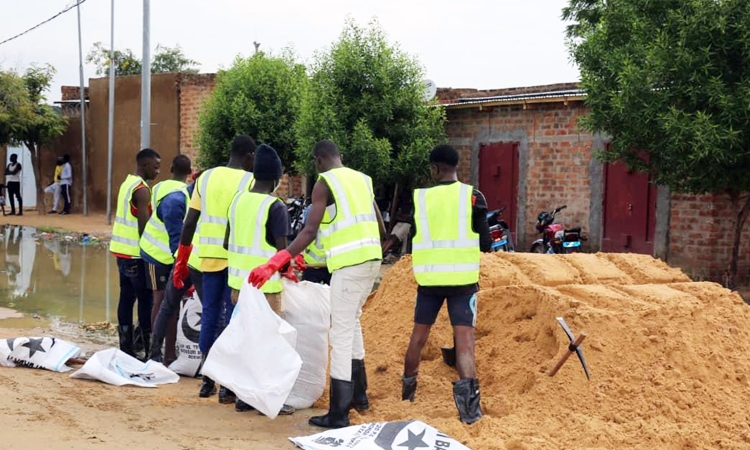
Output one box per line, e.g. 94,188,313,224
602,161,657,254
478,142,518,233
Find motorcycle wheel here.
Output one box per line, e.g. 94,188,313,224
530,243,545,254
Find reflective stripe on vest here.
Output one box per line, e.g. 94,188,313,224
196,167,254,259
139,179,187,265
412,182,480,286
109,174,148,257
318,167,382,271
304,236,327,266
226,192,282,293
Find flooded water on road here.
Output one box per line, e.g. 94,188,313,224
0,225,118,329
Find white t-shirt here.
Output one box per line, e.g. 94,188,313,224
5,163,21,183
60,163,73,186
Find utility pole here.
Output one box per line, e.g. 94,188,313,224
76,0,88,215
106,0,116,225
140,0,151,150
254,41,260,54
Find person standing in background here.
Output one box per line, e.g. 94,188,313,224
5,154,22,216
45,157,64,214
59,154,73,215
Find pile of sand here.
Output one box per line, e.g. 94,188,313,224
351,252,750,449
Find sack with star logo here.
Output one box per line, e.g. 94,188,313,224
289,420,472,450
0,337,81,372
168,291,204,377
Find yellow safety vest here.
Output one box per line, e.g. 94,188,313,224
318,167,382,272
187,226,202,271
139,179,187,265
226,192,282,293
303,238,327,267
196,167,254,259
412,182,480,286
110,174,149,257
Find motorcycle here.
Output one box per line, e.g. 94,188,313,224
487,207,514,252
530,205,586,254
286,196,308,241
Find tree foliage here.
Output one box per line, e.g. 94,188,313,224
295,19,445,186
0,65,68,213
196,51,307,169
564,0,750,286
86,42,199,76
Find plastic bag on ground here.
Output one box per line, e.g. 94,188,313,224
0,337,80,372
282,279,331,409
289,420,472,450
168,291,203,377
70,348,179,387
202,282,302,419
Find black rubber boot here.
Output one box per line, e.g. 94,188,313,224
402,375,417,402
351,359,369,412
138,328,152,362
219,386,237,404
452,378,483,425
133,325,144,354
235,399,255,412
117,325,136,357
199,376,216,398
309,379,353,429
149,334,163,363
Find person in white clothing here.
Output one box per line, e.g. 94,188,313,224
59,154,73,215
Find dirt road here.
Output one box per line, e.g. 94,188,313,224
0,328,321,450
2,212,112,237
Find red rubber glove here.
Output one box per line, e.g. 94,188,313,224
281,263,300,283
293,254,307,271
248,250,292,288
172,244,193,289
185,285,196,298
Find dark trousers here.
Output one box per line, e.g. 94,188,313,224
60,184,71,213
117,258,154,331
7,181,21,214
152,267,204,348
199,269,232,354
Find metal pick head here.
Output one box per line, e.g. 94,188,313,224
555,317,591,380
556,317,575,342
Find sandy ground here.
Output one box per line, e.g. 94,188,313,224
0,327,324,450
2,212,112,238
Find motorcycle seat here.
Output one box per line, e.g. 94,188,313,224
565,227,581,234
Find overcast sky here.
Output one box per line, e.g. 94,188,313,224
1,0,580,104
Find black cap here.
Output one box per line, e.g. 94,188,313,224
253,144,282,181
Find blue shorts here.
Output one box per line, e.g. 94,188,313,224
414,292,477,327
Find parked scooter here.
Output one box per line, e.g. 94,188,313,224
487,207,514,252
530,205,586,254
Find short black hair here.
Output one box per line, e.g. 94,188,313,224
429,144,459,168
63,154,70,163
313,139,341,159
136,148,161,164
171,154,192,177
230,135,257,158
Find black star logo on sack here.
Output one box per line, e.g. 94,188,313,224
182,310,202,344
22,338,48,358
397,429,429,450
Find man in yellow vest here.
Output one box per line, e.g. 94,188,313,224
401,144,492,425
300,203,331,285
249,139,385,429
109,148,161,358
172,135,255,401
138,154,192,363
149,169,205,364
224,144,296,414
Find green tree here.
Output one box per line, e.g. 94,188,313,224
563,0,750,288
196,50,307,169
295,19,445,187
86,42,199,76
0,65,67,213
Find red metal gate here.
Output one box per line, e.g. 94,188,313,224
478,142,518,233
602,161,657,254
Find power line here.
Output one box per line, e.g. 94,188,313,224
0,0,89,47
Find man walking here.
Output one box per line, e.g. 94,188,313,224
45,157,64,214
109,148,161,358
5,154,22,216
59,154,73,215
250,139,385,429
139,154,192,363
172,135,255,401
224,144,294,414
400,144,492,425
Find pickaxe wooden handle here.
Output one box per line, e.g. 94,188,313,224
548,332,586,378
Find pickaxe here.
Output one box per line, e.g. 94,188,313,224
548,317,590,380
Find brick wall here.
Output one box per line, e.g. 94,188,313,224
445,102,593,248
669,194,750,284
178,74,216,165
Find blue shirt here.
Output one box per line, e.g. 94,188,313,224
141,184,189,267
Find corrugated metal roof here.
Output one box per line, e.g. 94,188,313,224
441,89,586,108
